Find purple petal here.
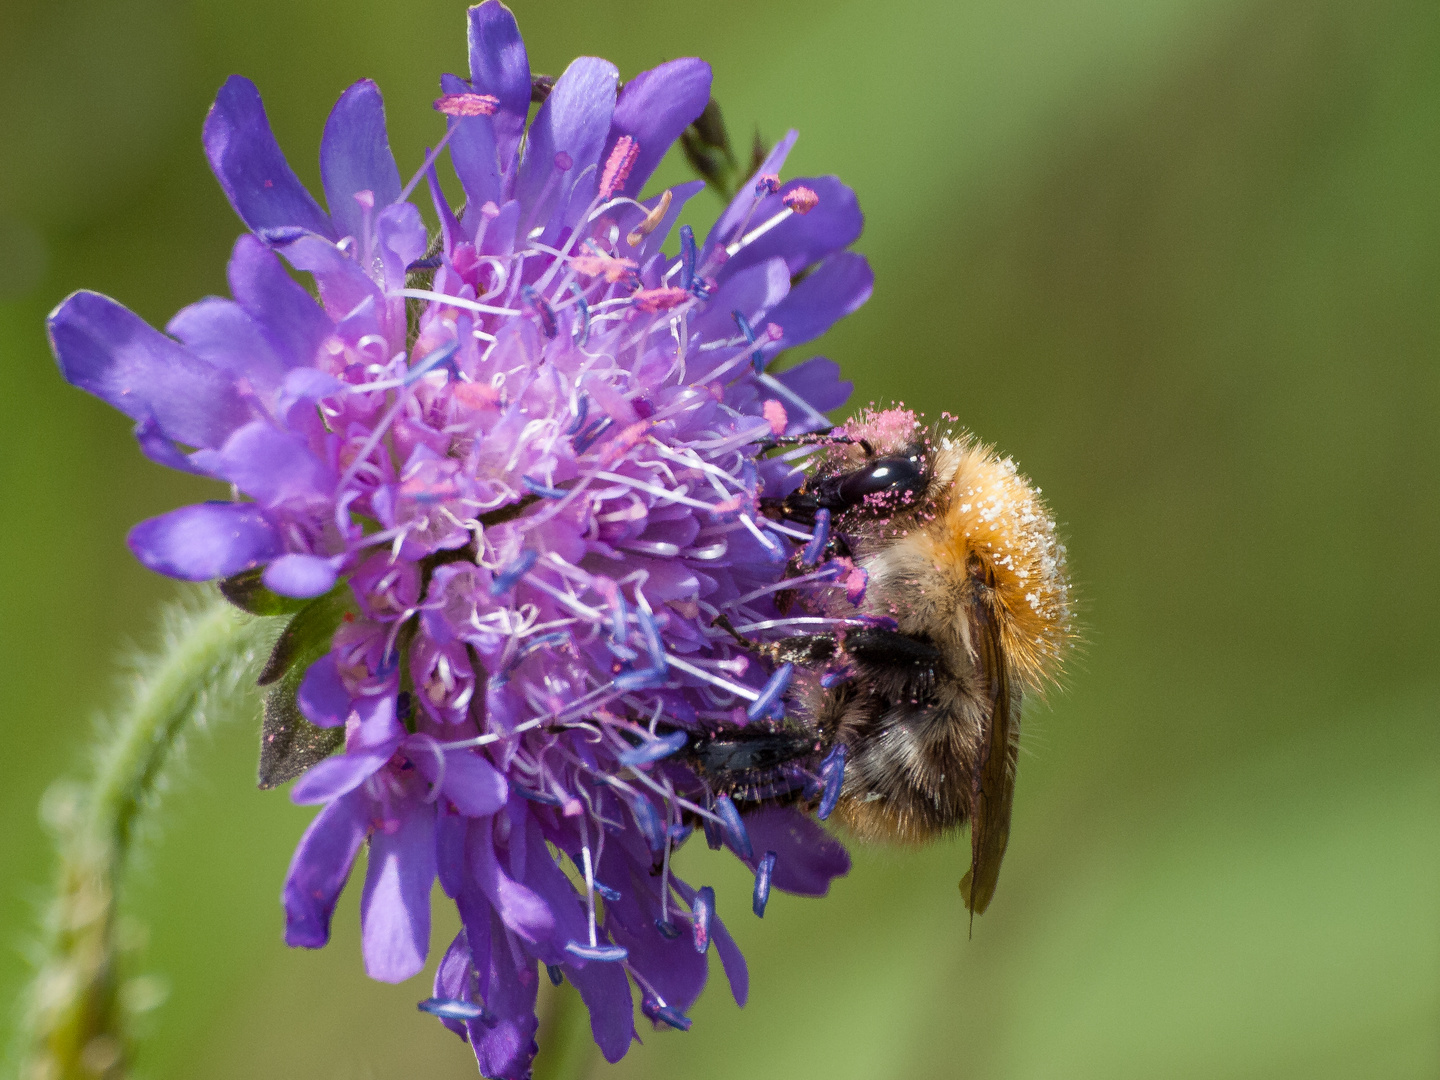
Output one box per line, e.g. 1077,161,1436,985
361,797,437,982
165,297,286,392
772,356,853,415
437,811,468,899
202,75,336,240
283,786,370,947
126,502,281,581
605,59,711,197
466,819,555,942
133,416,204,474
441,73,502,212
432,930,477,1039
708,907,749,1007
227,234,334,370
290,749,391,804
48,291,250,449
439,751,509,817
190,420,334,507
470,907,540,1080
741,805,851,896
375,202,428,293
763,252,874,353
296,655,352,728
272,234,384,323
565,951,634,1063
466,0,531,171
718,176,864,283
515,56,618,231
321,79,402,242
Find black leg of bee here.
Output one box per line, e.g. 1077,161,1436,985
711,614,839,666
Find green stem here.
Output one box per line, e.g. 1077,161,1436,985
15,592,272,1080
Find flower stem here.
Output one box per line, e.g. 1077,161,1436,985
15,592,272,1080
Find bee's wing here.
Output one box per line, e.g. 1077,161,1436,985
958,602,1020,916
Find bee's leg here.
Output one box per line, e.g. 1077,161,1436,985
711,614,838,666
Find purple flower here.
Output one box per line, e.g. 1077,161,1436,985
48,3,869,1074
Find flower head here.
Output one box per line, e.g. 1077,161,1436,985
47,3,871,1074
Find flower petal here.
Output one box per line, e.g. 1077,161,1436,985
764,252,874,353
190,420,334,508
439,751,509,817
290,749,391,804
466,0,531,172
283,786,370,947
515,56,618,231
126,502,281,581
203,75,336,239
565,947,634,1063
361,797,437,982
296,653,352,726
470,906,540,1080
321,79,403,243
705,128,799,258
165,297,287,393
741,806,851,896
441,72,503,213
605,58,711,198
771,355,853,415
48,291,250,449
466,819,555,943
227,234,334,370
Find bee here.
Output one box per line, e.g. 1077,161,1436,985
685,410,1072,917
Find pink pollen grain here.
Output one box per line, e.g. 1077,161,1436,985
433,92,500,117
571,253,638,283
782,186,819,214
631,286,690,313
600,136,640,198
762,399,788,436
756,173,781,195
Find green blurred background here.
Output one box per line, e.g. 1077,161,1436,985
3,0,1438,1076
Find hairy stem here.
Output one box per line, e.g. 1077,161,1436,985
16,592,272,1080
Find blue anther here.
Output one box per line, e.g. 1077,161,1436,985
817,744,847,821
521,284,558,338
489,549,538,595
691,885,715,954
800,508,831,566
618,729,688,768
258,225,308,245
654,1004,692,1031
521,475,567,499
613,665,667,692
609,589,628,643
568,282,591,346
502,631,571,675
731,309,764,372
746,662,794,721
713,794,754,861
565,393,590,435
404,339,460,384
637,610,667,670
564,941,628,962
668,823,693,845
546,964,564,986
702,815,724,850
406,254,444,271
418,997,492,1023
632,798,666,853
654,918,681,940
753,850,777,918
819,667,852,690
679,224,697,290
572,415,614,453
593,881,622,903
515,786,562,806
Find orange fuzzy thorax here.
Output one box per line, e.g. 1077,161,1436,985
924,439,1072,690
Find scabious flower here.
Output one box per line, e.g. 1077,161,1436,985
47,3,871,1075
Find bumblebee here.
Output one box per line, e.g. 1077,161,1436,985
687,410,1072,916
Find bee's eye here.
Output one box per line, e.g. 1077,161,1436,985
832,455,926,511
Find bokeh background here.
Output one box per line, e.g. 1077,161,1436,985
3,0,1438,1076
